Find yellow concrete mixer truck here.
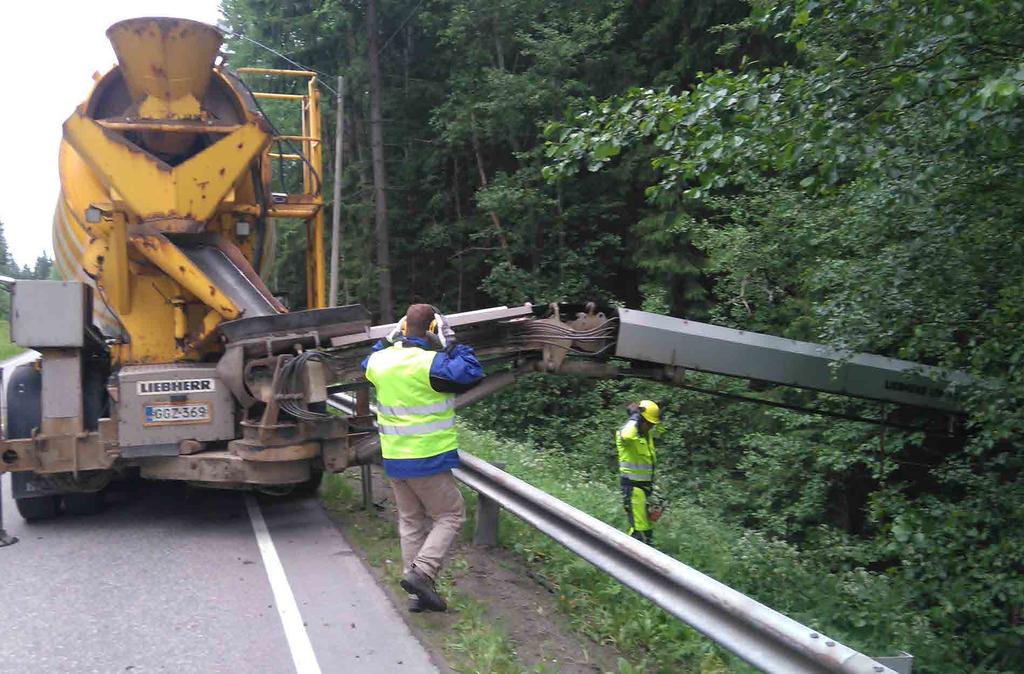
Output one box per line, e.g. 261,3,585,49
0,16,597,521
0,17,971,523
0,17,359,519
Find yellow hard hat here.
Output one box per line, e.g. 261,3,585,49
638,400,661,424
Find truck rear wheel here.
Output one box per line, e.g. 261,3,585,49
15,494,61,521
63,491,104,516
7,363,62,522
292,467,324,496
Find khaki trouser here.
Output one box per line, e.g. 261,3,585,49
390,470,466,579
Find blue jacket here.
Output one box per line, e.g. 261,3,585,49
361,337,484,478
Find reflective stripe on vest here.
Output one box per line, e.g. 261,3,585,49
378,417,457,436
376,399,455,416
365,343,459,460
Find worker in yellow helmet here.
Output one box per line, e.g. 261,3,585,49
616,399,662,545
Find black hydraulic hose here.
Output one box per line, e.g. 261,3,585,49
275,350,343,421
249,161,268,272
631,374,959,436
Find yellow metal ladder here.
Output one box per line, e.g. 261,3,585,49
235,67,326,310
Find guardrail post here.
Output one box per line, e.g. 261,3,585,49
360,466,373,510
473,461,504,546
356,388,373,510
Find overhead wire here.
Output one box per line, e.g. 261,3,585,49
647,378,953,435
226,31,338,94
377,0,429,55
227,0,429,85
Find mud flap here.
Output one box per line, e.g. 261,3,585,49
7,362,64,511
11,471,63,499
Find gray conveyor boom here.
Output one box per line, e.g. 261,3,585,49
323,304,969,413
615,308,969,413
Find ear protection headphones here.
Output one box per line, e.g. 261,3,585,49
386,306,452,349
430,306,451,349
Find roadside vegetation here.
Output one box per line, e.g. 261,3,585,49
0,321,24,361
0,217,57,359
229,2,1023,671
458,425,948,673
323,421,961,672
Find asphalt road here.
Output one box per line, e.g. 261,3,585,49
0,354,439,674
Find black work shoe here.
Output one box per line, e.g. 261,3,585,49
400,567,447,612
407,594,423,613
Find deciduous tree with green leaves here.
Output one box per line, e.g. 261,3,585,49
544,1,1024,669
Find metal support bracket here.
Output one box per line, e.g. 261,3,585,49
873,653,913,674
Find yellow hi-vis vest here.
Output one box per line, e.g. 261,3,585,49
365,342,459,460
616,419,655,482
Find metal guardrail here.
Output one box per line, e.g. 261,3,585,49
453,452,906,674
327,392,909,673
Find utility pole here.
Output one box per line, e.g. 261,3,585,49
367,0,393,321
329,75,346,307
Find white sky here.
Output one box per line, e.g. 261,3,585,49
0,0,223,267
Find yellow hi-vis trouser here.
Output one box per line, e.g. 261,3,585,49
621,477,653,544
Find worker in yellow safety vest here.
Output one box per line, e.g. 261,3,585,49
617,400,662,545
363,304,484,612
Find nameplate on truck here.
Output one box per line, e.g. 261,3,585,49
143,402,212,426
137,379,215,395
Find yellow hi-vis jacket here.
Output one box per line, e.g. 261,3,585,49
365,343,458,460
616,418,656,482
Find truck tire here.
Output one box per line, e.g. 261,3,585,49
7,363,63,521
63,491,104,515
292,466,324,496
16,493,61,521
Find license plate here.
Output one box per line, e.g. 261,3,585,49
143,402,212,426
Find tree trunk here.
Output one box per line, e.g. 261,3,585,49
367,0,394,321
469,112,510,257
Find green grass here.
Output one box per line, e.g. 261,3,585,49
321,472,527,674
457,426,946,674
458,429,733,673
0,320,24,361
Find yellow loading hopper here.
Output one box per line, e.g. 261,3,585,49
107,18,223,121
53,17,291,365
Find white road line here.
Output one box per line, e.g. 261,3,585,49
245,493,323,674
